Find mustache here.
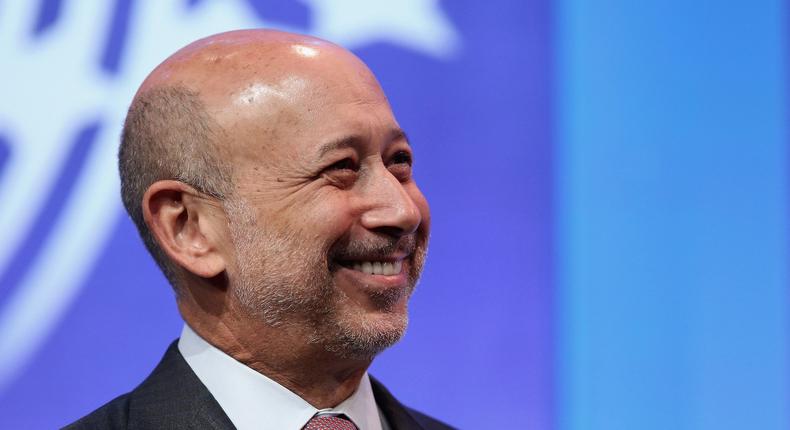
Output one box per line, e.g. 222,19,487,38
330,234,418,261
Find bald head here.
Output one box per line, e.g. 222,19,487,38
120,28,430,371
120,29,392,289
141,30,385,134
139,30,380,94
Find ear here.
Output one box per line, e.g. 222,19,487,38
142,180,229,279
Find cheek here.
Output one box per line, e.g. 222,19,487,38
296,193,356,241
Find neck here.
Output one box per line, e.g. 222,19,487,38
178,296,372,408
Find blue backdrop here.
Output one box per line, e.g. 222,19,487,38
0,1,786,429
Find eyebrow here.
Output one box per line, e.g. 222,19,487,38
315,128,410,160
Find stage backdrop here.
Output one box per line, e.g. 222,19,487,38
0,1,786,429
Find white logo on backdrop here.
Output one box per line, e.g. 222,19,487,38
0,0,460,392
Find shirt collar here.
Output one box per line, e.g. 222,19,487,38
178,324,382,430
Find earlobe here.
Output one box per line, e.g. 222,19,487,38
143,180,228,280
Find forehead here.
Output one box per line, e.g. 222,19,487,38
203,49,397,165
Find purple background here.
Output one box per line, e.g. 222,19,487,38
0,1,553,428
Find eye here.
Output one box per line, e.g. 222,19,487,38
321,157,358,188
391,151,413,166
326,157,358,171
388,150,413,181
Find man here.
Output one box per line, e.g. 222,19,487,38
67,29,450,429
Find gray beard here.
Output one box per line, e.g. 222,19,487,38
225,201,425,360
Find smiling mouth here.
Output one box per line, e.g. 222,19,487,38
338,260,404,276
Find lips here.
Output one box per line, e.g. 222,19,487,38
333,251,415,311
330,235,416,281
348,260,402,276
336,258,405,276
335,257,411,309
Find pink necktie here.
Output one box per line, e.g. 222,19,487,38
303,414,358,430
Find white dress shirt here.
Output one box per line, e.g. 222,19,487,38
178,324,387,430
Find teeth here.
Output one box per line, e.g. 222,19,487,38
348,261,403,276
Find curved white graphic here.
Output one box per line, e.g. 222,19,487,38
0,0,460,392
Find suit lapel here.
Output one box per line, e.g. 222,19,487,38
126,341,432,429
189,401,237,430
127,341,236,429
370,377,425,430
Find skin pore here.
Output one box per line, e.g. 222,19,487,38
137,30,430,408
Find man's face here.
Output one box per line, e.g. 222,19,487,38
215,50,430,358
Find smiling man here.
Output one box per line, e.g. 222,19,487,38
67,30,448,430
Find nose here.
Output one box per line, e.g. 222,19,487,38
359,165,422,236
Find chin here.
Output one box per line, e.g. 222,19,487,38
318,304,410,360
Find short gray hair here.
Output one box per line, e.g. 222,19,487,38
119,86,232,289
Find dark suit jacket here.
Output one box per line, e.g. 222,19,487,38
64,341,454,430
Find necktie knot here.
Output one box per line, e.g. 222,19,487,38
303,413,358,430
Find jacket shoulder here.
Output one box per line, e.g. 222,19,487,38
63,341,233,430
369,376,457,429
63,392,131,430
406,407,456,430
